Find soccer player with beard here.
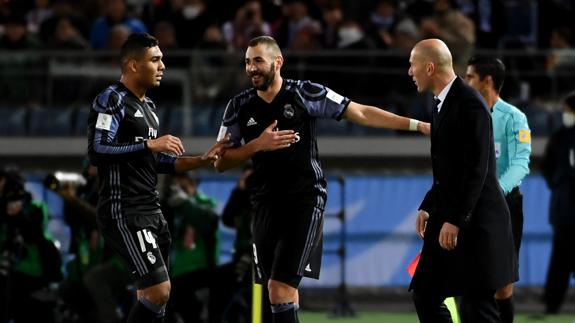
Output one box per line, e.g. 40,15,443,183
214,35,430,323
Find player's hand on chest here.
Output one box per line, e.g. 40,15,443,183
242,100,305,142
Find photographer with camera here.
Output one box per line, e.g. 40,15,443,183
0,168,63,323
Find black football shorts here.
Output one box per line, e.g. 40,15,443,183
97,212,171,289
252,196,325,288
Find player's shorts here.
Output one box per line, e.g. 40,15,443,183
252,195,325,288
505,187,524,255
97,212,171,289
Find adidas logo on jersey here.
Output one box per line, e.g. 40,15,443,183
305,264,312,272
247,117,257,126
134,110,144,117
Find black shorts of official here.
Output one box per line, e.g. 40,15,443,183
505,187,524,256
97,212,172,290
252,196,325,289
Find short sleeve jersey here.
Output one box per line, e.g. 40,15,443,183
219,79,350,203
87,82,176,218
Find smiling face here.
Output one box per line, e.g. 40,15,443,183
135,45,165,89
245,43,280,91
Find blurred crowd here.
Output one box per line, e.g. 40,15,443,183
0,163,262,323
0,0,573,59
2,0,575,132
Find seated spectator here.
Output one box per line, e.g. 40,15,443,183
0,14,41,49
26,0,53,34
106,24,130,50
546,26,575,96
318,0,343,49
272,0,321,49
364,0,399,49
222,0,270,51
89,0,147,50
46,15,90,49
0,14,43,107
153,20,178,50
419,0,475,75
39,0,89,45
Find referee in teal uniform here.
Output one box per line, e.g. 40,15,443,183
465,57,531,323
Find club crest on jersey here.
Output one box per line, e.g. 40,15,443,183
283,104,295,119
146,251,156,264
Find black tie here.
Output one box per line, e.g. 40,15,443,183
432,98,441,124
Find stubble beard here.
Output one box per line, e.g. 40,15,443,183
252,62,275,91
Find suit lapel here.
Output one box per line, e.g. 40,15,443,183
432,77,462,139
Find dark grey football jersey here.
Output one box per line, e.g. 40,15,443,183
88,82,175,218
219,79,350,202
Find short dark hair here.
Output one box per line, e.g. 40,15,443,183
248,35,281,55
467,56,506,94
120,32,158,65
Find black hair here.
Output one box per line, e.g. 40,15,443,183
467,56,506,94
119,32,159,66
248,35,280,50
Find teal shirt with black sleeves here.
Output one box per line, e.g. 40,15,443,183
492,98,532,194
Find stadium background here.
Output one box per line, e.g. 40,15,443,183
1,0,575,321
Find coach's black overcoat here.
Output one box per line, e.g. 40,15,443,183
410,77,518,296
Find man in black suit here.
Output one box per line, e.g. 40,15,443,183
408,38,518,323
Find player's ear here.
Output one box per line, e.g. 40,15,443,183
485,75,495,89
127,58,138,73
275,55,284,70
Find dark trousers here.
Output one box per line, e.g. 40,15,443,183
459,290,501,323
505,187,524,256
543,224,575,313
412,289,500,323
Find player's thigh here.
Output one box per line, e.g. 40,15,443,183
272,198,325,284
97,213,171,290
252,202,280,283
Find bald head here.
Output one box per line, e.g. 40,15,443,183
413,39,453,72
408,38,456,94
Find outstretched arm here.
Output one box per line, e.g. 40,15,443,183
174,135,231,172
342,101,430,135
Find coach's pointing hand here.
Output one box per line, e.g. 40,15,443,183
257,120,296,152
147,134,185,156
